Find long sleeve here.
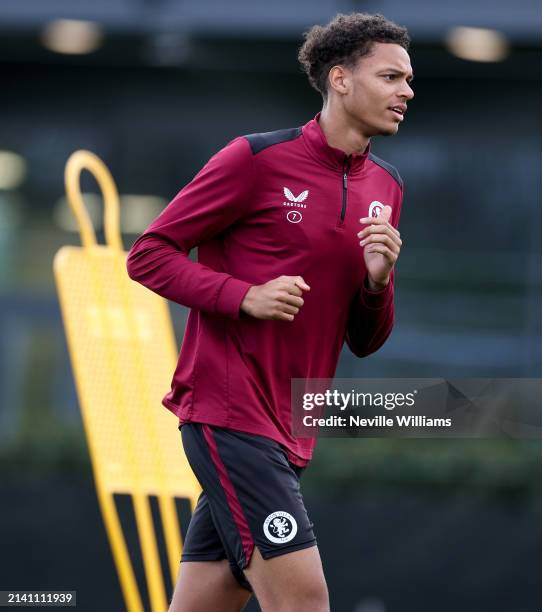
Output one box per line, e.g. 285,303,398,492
126,137,254,319
345,183,404,358
345,274,395,357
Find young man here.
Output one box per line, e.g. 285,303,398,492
127,12,413,612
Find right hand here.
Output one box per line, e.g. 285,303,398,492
240,275,310,321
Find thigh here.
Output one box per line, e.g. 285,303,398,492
244,546,329,612
169,560,252,612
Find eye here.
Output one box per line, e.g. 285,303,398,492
383,74,397,80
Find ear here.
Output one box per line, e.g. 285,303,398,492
328,65,350,95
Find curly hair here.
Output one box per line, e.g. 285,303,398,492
298,13,411,100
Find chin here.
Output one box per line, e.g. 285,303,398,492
376,123,399,137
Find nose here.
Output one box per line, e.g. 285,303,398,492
402,81,414,100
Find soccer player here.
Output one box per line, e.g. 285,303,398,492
127,12,413,612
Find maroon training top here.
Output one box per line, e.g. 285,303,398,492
126,113,404,466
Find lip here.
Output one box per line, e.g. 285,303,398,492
388,108,404,121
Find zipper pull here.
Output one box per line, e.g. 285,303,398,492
342,155,350,189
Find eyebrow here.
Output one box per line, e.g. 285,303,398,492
380,68,415,82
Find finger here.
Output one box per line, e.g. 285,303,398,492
359,214,399,231
359,220,400,242
277,293,304,308
365,244,398,263
359,218,400,234
274,311,295,322
359,206,392,225
278,303,300,316
380,205,392,223
358,224,401,242
283,283,302,297
361,205,392,224
294,276,311,292
360,234,401,253
360,232,400,250
359,205,395,224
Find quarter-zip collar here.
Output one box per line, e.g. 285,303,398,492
302,111,371,175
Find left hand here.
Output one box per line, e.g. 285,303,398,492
357,205,402,289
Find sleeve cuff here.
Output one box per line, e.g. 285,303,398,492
215,277,253,319
360,275,393,310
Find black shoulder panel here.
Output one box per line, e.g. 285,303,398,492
368,153,403,189
244,127,302,155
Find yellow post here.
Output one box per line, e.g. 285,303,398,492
53,150,201,611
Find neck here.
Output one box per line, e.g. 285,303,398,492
318,104,370,156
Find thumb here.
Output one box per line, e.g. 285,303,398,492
380,205,393,223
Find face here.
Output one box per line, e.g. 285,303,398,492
332,42,414,136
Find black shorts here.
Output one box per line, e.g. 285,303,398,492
179,423,317,591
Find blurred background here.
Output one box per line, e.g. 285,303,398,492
1,1,542,610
